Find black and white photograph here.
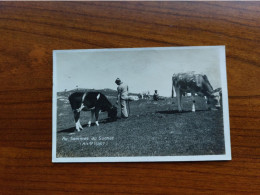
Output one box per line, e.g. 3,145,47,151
52,46,231,162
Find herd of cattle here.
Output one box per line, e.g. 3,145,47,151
68,73,222,131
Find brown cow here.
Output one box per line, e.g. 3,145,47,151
172,72,221,112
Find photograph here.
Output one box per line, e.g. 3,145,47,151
52,46,231,162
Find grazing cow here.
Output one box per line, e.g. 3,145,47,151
172,73,221,112
68,92,117,131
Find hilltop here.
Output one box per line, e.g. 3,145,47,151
57,88,142,98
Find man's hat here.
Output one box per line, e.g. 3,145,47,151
115,78,122,84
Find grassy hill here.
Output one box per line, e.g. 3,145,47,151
56,94,225,157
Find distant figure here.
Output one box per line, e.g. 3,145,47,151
143,92,150,100
138,93,143,99
153,90,164,101
115,78,129,118
153,90,159,101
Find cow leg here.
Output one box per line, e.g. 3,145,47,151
176,88,182,112
94,109,101,126
179,94,183,111
215,95,221,108
76,103,85,112
78,119,83,130
180,90,185,111
88,110,94,127
192,94,196,112
74,110,82,131
205,96,210,110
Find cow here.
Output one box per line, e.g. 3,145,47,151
172,73,221,112
68,92,117,131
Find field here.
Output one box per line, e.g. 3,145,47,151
55,90,225,158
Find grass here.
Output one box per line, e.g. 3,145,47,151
56,92,225,157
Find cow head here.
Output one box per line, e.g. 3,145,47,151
207,90,221,109
108,106,118,120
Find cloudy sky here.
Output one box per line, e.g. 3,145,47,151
54,46,225,97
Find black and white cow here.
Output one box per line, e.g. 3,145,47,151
172,73,221,112
68,92,117,131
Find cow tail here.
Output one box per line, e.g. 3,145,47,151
128,100,130,115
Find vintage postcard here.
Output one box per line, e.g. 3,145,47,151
52,46,231,162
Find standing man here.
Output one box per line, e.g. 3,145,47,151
115,78,129,119
153,90,159,101
153,90,164,101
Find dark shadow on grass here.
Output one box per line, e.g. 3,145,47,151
156,109,208,114
57,118,119,133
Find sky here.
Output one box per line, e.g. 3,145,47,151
54,46,225,97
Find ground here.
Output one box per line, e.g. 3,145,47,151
56,91,225,158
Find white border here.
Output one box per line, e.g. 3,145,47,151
52,51,58,162
52,46,231,163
